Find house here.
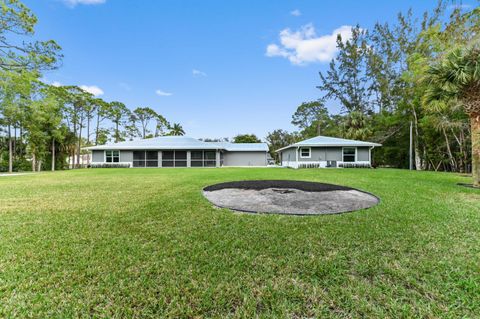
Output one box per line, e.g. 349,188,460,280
276,136,381,168
85,136,269,168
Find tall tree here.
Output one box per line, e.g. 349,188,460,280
0,0,62,71
167,123,185,136
424,43,480,187
42,85,67,171
233,134,260,143
93,98,110,145
0,70,35,172
108,101,130,143
155,114,169,137
291,100,330,136
132,107,158,139
265,129,299,161
317,26,371,114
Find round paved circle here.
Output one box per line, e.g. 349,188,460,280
203,180,379,215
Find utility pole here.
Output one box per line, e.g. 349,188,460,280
409,121,413,170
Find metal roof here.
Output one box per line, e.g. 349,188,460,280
276,135,382,152
84,136,268,151
212,142,269,152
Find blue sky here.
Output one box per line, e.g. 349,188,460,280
27,0,446,140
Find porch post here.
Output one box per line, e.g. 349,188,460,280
187,151,191,167
215,150,220,168
295,146,299,169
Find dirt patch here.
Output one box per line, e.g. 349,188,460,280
203,180,379,215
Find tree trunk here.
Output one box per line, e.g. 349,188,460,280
8,125,13,173
95,111,100,145
77,117,83,167
471,115,480,187
31,152,36,172
13,126,16,161
51,138,55,172
442,127,456,172
87,113,90,145
411,108,423,170
72,118,77,169
115,121,119,143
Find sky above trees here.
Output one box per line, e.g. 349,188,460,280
25,0,465,139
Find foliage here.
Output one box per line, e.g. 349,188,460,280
268,2,476,173
90,163,131,168
265,129,300,161
423,40,480,186
233,134,261,143
167,123,185,136
0,0,62,71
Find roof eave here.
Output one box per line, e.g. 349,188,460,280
276,143,382,152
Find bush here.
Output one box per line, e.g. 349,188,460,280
89,163,131,168
298,163,320,169
339,163,372,168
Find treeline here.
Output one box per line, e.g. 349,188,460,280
267,2,478,173
0,0,185,172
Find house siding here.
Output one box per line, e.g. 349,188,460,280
280,148,297,166
357,147,370,161
326,147,343,161
92,150,104,162
279,146,371,168
223,151,267,166
120,151,133,163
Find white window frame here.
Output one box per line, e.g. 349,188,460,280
105,150,120,163
300,147,311,159
342,147,357,162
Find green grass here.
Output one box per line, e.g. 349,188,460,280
0,168,479,318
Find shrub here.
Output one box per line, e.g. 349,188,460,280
339,163,372,168
89,163,131,168
298,163,320,169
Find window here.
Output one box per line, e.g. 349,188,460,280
162,151,174,167
106,150,120,163
190,150,217,167
133,151,145,167
300,147,311,158
175,151,187,167
146,151,158,167
161,151,189,167
343,147,356,162
133,151,159,167
191,151,203,167
204,151,216,167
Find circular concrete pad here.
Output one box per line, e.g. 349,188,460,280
203,180,379,215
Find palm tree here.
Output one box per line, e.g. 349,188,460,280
168,123,185,136
424,44,480,187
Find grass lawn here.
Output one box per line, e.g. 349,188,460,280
0,168,479,318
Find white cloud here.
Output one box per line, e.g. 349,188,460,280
51,81,62,87
80,85,104,96
62,0,106,7
192,69,207,77
290,9,301,16
266,24,353,65
155,89,173,96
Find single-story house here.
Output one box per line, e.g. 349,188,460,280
276,136,381,168
85,136,269,168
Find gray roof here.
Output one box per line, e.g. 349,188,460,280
213,142,269,152
85,136,268,152
276,135,382,152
